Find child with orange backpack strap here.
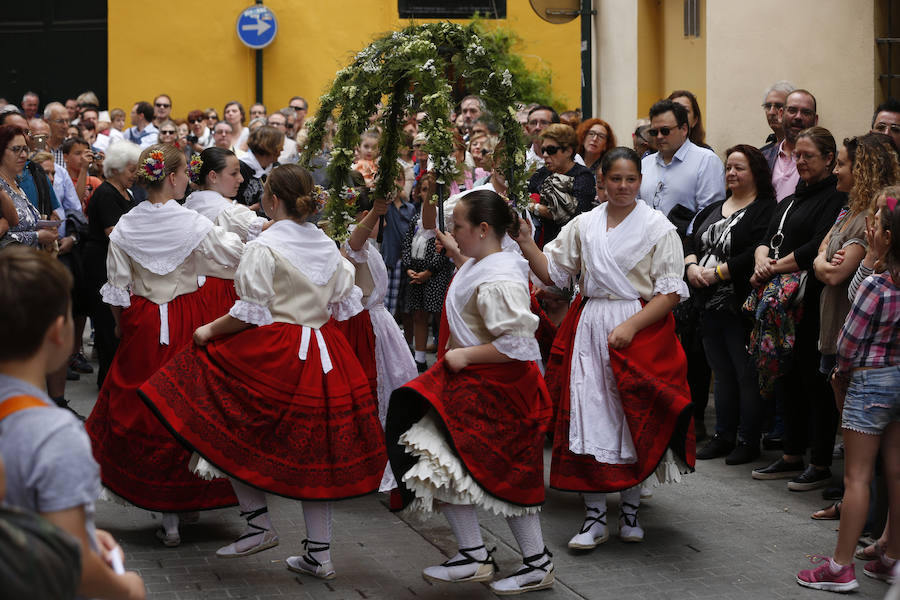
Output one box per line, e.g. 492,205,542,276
0,246,145,600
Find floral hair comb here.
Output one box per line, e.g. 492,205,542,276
886,196,898,213
140,150,166,182
312,185,330,211
188,154,203,185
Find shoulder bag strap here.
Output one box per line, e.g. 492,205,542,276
0,395,47,421
769,199,795,260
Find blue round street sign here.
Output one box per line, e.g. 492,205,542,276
236,5,277,50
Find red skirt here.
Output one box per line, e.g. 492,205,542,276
530,290,559,367
386,359,552,509
333,312,378,399
85,293,237,512
139,320,387,500
195,276,239,324
547,298,696,492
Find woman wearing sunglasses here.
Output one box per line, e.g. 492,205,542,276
525,123,595,247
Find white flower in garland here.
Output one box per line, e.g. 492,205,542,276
501,69,513,88
420,58,437,75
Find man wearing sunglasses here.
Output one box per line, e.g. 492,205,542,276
152,94,172,128
639,99,724,237
870,97,900,149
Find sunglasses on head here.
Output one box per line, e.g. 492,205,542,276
541,144,563,155
648,126,677,137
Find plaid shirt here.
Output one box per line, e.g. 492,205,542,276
836,273,900,373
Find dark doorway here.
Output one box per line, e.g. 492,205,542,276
0,1,107,112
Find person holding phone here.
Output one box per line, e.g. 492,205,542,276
0,124,57,249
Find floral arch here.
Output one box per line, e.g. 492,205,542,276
300,21,529,241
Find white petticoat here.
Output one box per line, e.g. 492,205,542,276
399,410,540,518
188,453,229,481
648,448,691,487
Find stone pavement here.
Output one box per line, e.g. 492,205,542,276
66,345,892,599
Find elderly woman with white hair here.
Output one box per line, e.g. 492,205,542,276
83,140,142,386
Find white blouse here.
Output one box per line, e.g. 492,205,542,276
101,229,244,307
229,241,362,329
185,190,267,242
450,279,539,361
544,214,687,302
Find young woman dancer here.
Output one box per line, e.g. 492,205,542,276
339,194,419,492
139,164,386,577
183,147,269,318
386,189,555,595
86,144,244,546
515,147,694,548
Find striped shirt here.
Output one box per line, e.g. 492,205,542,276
836,272,900,373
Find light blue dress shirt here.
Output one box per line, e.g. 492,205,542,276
639,139,725,223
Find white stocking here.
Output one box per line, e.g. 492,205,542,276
301,501,333,564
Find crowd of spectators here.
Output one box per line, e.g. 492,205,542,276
0,77,899,594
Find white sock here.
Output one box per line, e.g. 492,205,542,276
231,478,271,530
441,503,486,558
829,557,846,573
301,501,333,564
581,493,608,537
619,487,641,515
415,350,426,362
161,512,179,535
507,514,545,558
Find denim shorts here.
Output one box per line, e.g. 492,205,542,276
841,366,900,435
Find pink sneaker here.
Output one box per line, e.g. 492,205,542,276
796,555,859,593
863,556,896,583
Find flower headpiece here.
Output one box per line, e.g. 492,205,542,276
312,184,329,212
140,150,166,182
188,154,203,185
886,196,898,213
338,186,359,207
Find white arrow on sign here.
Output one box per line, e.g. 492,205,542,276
242,18,271,36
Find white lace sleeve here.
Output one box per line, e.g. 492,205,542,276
100,282,131,307
195,226,244,279
222,204,267,242
476,282,541,361
228,300,273,326
246,216,266,241
341,239,370,264
650,230,690,301
230,243,276,324
328,258,364,321
102,242,132,307
492,334,542,362
543,216,581,289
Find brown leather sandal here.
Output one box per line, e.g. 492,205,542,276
810,501,841,520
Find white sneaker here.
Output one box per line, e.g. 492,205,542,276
490,548,554,595
422,545,496,583
567,507,608,550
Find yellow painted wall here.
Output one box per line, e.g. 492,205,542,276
637,0,663,119
636,0,706,120
660,0,705,118
107,1,581,120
